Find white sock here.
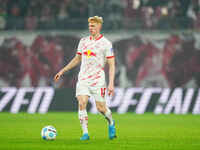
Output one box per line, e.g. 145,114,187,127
104,107,114,125
78,109,88,134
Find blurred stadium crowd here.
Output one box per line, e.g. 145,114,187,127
1,33,200,88
0,35,80,87
0,0,199,30
0,0,200,88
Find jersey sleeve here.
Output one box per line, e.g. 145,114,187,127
105,42,114,59
77,39,83,55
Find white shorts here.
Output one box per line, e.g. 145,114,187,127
76,82,107,102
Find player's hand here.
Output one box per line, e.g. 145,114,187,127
54,71,63,82
108,83,114,96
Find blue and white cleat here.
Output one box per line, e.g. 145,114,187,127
109,120,117,140
80,133,90,141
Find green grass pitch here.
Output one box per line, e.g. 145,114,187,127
0,112,200,150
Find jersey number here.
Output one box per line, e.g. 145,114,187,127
101,88,106,98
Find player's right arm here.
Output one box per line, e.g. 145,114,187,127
54,54,81,82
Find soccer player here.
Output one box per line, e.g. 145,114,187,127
54,16,116,140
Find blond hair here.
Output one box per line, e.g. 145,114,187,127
88,16,103,24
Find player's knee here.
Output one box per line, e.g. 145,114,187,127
96,105,106,114
96,106,102,113
79,100,87,110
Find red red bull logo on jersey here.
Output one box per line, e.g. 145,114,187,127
83,50,96,58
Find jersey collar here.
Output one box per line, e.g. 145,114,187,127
90,34,103,41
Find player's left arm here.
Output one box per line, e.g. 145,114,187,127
107,57,115,96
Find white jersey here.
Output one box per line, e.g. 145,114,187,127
76,34,114,87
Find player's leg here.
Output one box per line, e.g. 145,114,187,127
76,82,91,140
95,101,116,139
77,95,89,140
95,101,114,125
92,86,116,139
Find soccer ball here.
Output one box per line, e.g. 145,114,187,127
41,125,57,140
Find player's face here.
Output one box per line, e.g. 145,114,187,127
89,22,101,36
